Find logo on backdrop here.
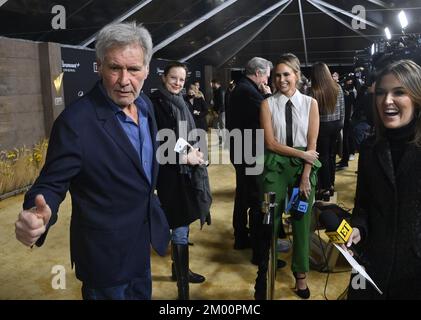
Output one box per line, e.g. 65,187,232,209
156,67,164,76
62,60,81,73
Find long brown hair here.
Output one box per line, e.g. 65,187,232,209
374,59,421,146
311,62,339,115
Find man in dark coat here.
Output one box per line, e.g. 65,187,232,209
14,22,170,300
211,79,226,145
225,57,272,260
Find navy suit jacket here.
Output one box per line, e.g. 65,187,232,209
23,82,170,288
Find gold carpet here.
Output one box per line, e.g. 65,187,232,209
0,138,359,300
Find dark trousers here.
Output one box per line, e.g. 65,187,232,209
317,120,342,189
341,120,355,165
81,266,151,300
232,164,261,241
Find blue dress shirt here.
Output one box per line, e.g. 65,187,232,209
100,84,153,183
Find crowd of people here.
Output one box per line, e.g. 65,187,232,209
14,21,421,300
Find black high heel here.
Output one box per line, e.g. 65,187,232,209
293,272,310,299
316,190,331,202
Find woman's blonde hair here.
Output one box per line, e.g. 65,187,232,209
188,83,198,93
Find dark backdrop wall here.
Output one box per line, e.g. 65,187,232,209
61,47,99,105
61,47,205,106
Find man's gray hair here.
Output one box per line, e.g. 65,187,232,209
245,57,273,76
95,22,153,66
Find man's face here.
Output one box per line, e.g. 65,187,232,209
98,43,148,108
257,67,270,87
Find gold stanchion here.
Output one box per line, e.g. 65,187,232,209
262,192,277,300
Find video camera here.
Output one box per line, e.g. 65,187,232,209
353,34,421,86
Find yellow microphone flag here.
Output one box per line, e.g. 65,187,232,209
325,220,353,244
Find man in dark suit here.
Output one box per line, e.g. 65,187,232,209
225,57,272,259
211,79,226,145
14,22,170,300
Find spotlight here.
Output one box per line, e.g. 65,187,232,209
371,43,375,55
384,27,392,40
398,10,408,29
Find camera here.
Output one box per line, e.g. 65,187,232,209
353,33,421,86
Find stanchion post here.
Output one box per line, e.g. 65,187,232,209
262,192,277,300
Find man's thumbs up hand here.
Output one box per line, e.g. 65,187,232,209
15,194,52,247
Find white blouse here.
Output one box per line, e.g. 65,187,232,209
266,90,313,148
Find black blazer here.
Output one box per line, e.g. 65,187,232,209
349,136,421,299
226,76,268,165
24,82,170,288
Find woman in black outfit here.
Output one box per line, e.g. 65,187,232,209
310,62,344,200
185,83,209,132
345,60,421,299
150,61,212,300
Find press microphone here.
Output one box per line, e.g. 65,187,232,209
318,210,367,270
319,210,353,244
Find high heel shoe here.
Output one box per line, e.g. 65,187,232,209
316,190,330,202
293,272,310,299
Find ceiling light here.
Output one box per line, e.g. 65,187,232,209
398,10,408,29
384,27,392,40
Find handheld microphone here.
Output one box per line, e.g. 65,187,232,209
286,188,308,221
319,210,366,267
319,210,353,244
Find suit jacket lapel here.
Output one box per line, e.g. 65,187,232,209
142,93,159,188
92,84,148,180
